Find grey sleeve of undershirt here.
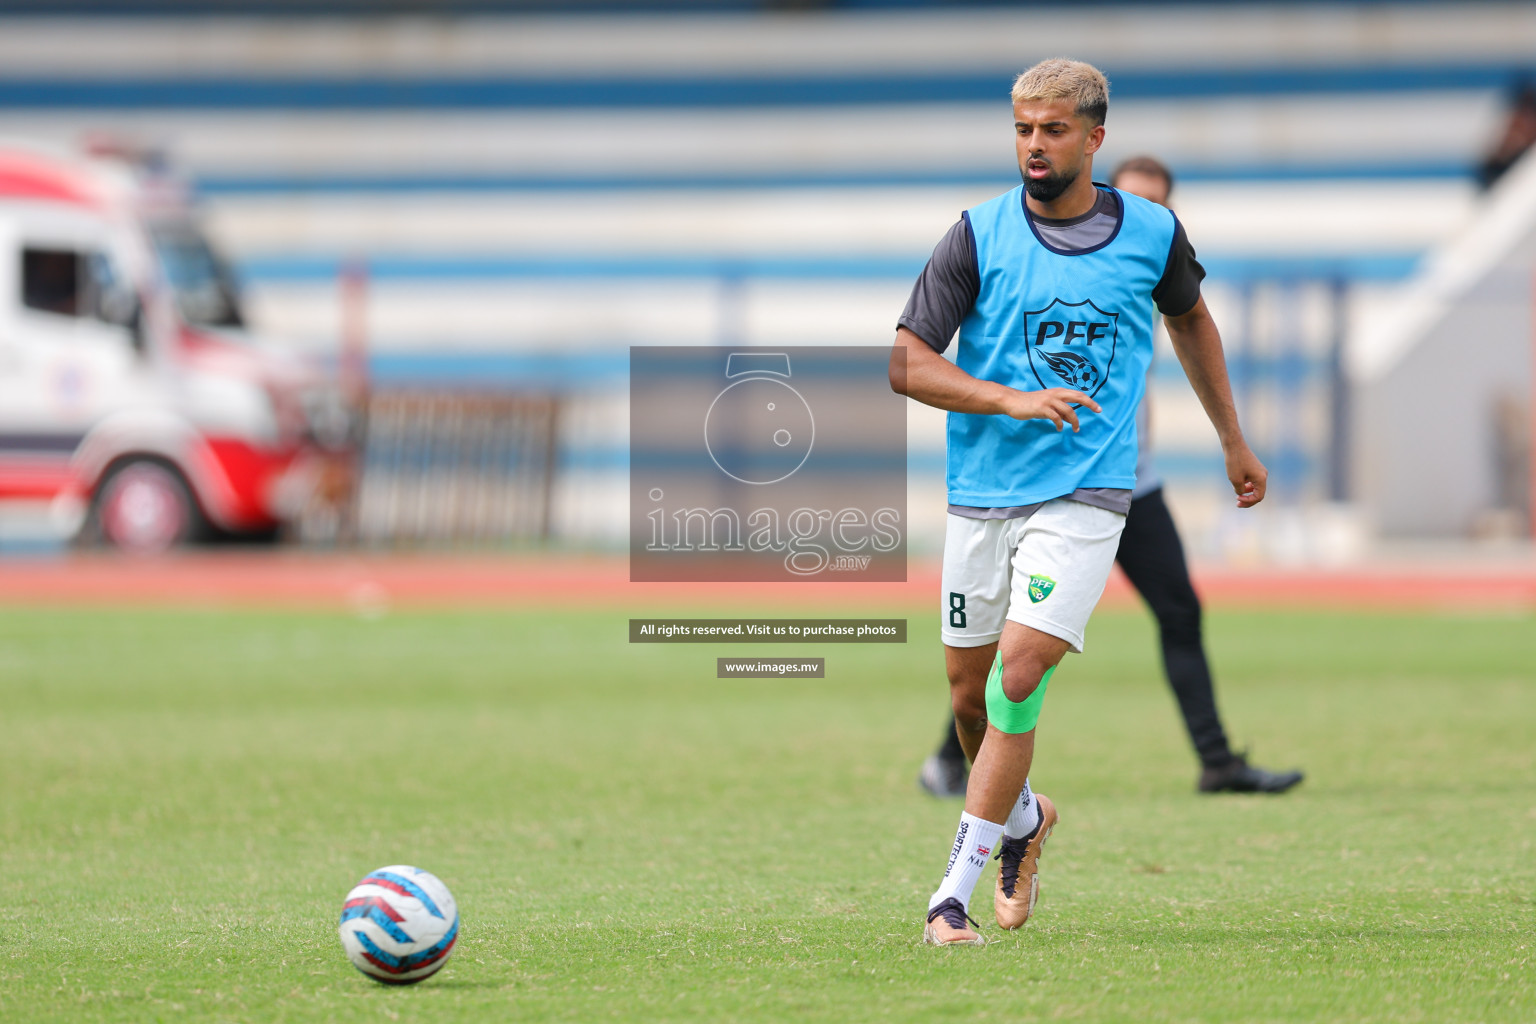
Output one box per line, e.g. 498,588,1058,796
896,216,980,354
1151,215,1206,317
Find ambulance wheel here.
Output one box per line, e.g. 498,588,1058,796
90,458,208,553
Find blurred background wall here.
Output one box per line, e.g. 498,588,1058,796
0,0,1532,559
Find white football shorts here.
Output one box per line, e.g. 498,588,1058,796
940,498,1127,654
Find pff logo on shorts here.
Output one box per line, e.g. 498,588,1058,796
1027,574,1056,603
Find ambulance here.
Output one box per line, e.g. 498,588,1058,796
0,142,353,552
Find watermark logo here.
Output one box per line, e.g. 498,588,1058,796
704,353,815,485
630,346,906,582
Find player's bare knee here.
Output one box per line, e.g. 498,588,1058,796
948,681,987,731
944,656,986,689
953,701,987,735
946,656,988,702
999,657,1050,705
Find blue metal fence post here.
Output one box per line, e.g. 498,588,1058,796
1327,276,1351,503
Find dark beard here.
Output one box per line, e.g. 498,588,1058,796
1023,165,1078,202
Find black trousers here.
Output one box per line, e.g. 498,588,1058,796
935,487,1233,769
1113,487,1232,768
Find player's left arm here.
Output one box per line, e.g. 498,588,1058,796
1163,297,1267,508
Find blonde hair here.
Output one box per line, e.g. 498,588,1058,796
1011,58,1109,127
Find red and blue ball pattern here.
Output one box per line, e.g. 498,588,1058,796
338,865,459,985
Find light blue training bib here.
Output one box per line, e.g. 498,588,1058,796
948,185,1175,507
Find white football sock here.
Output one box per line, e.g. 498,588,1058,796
1004,778,1041,839
928,811,1005,912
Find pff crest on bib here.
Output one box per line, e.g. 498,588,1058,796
1024,298,1119,398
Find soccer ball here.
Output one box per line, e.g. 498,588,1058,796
338,865,459,984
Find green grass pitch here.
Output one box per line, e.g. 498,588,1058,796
1,601,1533,1022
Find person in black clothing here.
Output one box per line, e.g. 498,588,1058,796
1478,80,1536,190
919,155,1303,798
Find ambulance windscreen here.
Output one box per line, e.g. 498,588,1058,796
148,219,245,330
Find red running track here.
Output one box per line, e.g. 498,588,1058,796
0,552,1533,612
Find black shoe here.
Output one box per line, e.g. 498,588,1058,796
1198,753,1304,794
917,754,968,798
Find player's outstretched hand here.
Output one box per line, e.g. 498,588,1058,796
1002,388,1100,432
1225,442,1268,508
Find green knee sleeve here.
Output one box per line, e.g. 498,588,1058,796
985,654,1054,734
